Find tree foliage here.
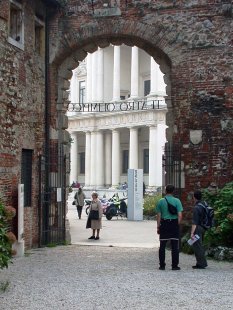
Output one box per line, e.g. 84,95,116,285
0,199,16,270
202,182,233,247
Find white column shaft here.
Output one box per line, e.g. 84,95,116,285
130,46,139,98
91,52,98,102
70,71,78,103
150,57,166,96
112,46,121,101
105,132,112,186
96,131,104,187
112,130,120,187
90,131,97,186
129,127,138,169
156,124,164,186
149,125,163,187
70,133,79,184
86,54,92,103
97,48,104,102
85,132,91,186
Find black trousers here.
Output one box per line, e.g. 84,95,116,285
76,205,83,219
159,239,179,268
159,219,180,268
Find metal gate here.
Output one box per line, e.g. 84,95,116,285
162,142,182,198
39,145,69,246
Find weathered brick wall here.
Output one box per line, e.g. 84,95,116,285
49,0,233,212
0,1,47,248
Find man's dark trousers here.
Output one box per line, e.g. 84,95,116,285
159,239,179,268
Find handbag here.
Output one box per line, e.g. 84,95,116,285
165,197,177,215
72,200,76,205
89,209,99,220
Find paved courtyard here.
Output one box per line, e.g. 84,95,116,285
0,202,233,310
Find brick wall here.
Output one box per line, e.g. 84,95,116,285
0,0,48,248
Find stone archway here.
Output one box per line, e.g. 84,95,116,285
48,1,233,211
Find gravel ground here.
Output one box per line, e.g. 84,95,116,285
0,245,233,310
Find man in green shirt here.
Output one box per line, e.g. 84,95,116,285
156,184,183,270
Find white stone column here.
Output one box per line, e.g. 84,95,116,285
70,70,78,103
156,124,164,187
96,130,104,188
149,125,163,189
111,129,120,187
70,133,79,184
129,127,138,169
85,132,91,187
91,52,98,102
149,57,166,97
105,132,112,187
112,45,121,101
86,53,92,103
90,131,97,186
130,46,139,99
97,48,104,103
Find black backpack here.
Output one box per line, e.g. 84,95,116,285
198,202,214,229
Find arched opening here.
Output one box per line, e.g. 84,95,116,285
46,16,184,245
67,44,168,195
54,35,174,244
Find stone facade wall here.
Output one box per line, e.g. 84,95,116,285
0,0,48,248
49,0,233,215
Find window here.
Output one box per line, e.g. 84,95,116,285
143,149,149,174
34,15,45,56
80,152,85,174
21,149,33,207
8,0,24,49
144,80,151,96
79,81,86,103
122,150,129,174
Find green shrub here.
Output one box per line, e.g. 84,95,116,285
202,182,233,247
0,198,16,270
143,194,162,216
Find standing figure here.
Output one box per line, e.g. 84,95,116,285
190,190,208,269
156,184,183,270
87,192,103,240
74,187,86,219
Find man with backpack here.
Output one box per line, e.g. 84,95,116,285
191,190,209,269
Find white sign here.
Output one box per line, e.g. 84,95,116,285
57,188,62,202
127,169,143,221
15,184,25,257
18,184,24,242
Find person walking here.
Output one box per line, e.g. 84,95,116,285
156,184,183,270
86,192,103,240
190,190,208,269
74,187,86,219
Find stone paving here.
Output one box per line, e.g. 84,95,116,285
0,203,233,310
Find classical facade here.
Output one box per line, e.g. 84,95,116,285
68,45,167,190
